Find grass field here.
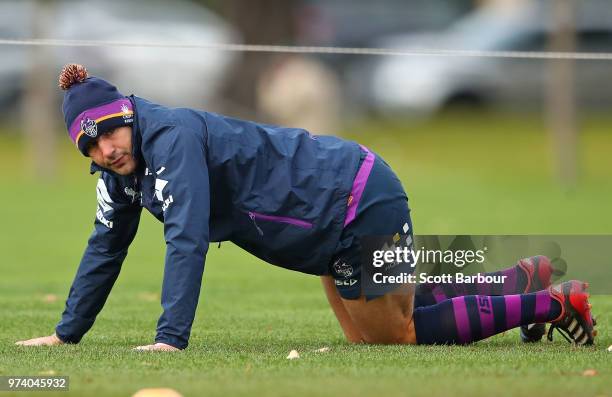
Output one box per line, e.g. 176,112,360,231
0,113,611,396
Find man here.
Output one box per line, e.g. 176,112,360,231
17,65,596,351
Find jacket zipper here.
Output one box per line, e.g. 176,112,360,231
248,211,313,236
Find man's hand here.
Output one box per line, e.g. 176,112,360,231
133,343,180,352
15,334,64,346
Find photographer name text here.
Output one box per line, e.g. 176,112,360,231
373,272,507,285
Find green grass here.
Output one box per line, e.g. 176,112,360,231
0,113,610,396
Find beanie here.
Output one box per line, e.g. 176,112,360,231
59,64,134,156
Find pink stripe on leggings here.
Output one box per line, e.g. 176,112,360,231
534,290,552,323
452,297,472,343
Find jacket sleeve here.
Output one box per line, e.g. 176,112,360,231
151,126,210,350
55,173,142,343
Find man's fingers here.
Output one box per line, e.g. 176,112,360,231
15,339,40,346
16,337,181,351
133,343,180,352
15,335,63,346
15,339,39,346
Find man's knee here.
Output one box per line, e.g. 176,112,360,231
357,314,417,345
345,335,365,344
341,286,417,345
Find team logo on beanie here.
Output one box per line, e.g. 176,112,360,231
81,117,98,138
121,103,132,120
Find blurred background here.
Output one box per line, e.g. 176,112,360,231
1,0,611,239
0,3,611,393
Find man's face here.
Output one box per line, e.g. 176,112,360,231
86,126,137,175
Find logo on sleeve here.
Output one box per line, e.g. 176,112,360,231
96,179,114,228
154,167,174,212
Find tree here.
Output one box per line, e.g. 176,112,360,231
213,0,298,115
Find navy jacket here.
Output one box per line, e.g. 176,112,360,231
56,96,362,349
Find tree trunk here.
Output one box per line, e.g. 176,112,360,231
216,0,297,117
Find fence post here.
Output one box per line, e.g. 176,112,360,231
546,0,578,188
22,0,57,180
